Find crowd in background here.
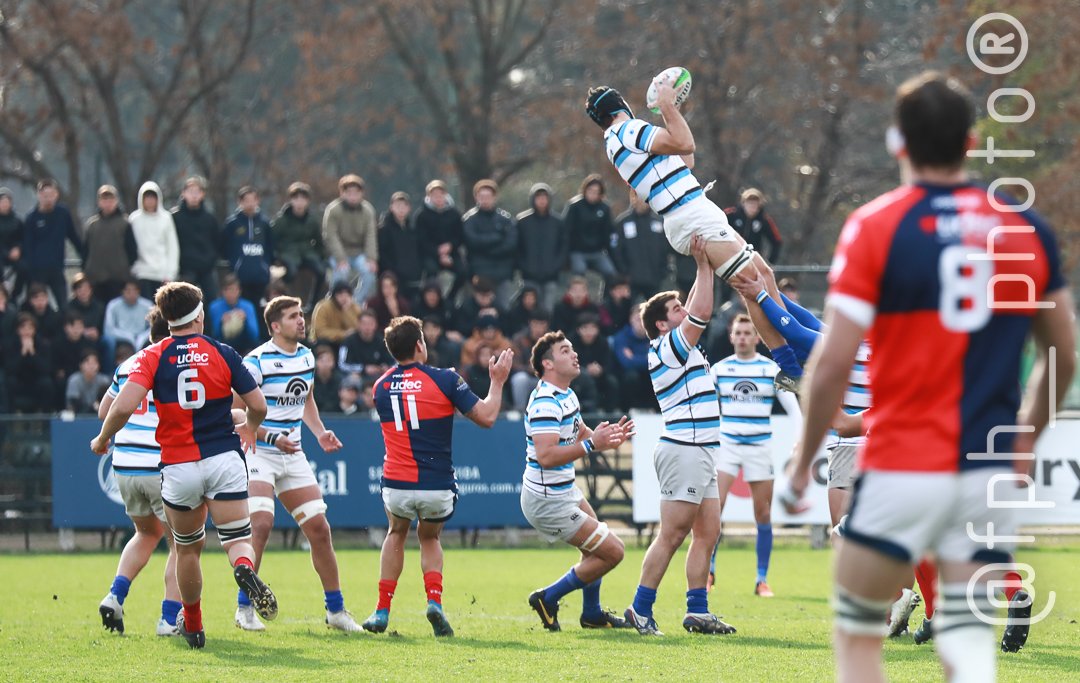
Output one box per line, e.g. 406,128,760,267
0,173,785,417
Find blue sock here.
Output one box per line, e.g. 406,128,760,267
632,585,658,619
238,588,252,607
325,590,344,613
544,567,587,603
110,576,131,605
161,599,182,626
770,344,803,377
581,579,602,618
756,523,773,583
686,587,709,615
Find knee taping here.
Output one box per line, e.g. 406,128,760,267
172,526,206,546
579,522,610,553
290,499,328,526
935,583,996,682
935,583,994,635
248,496,276,517
832,586,891,637
716,244,755,282
216,517,253,544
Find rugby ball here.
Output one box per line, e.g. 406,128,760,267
646,67,692,114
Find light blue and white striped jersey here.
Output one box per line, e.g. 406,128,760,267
108,356,160,473
523,380,583,498
604,118,703,216
827,341,872,449
712,354,780,446
244,341,315,454
649,326,720,447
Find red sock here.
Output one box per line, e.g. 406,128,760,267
1003,570,1023,602
183,601,203,632
424,571,443,605
234,556,254,570
377,580,397,611
914,559,938,619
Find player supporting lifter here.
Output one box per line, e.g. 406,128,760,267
97,308,182,637
235,296,361,633
364,315,513,637
788,72,1075,682
91,282,276,649
624,236,734,636
585,78,803,390
523,331,633,632
708,313,801,598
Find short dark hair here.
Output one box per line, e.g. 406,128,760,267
155,282,203,328
384,315,423,362
640,291,679,340
146,307,170,343
16,311,36,330
71,272,90,290
36,178,59,192
264,295,303,330
895,71,975,170
472,276,495,295
79,348,100,365
237,185,258,200
530,330,567,378
358,309,377,322
314,343,334,360
27,283,48,299
580,173,605,196
63,310,84,326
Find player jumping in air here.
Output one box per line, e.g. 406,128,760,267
523,331,633,632
789,72,1075,682
365,315,513,637
235,296,361,633
91,282,275,649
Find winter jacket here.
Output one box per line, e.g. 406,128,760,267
462,206,517,281
725,205,782,262
271,203,323,265
459,330,513,368
0,207,24,268
322,197,377,263
377,212,423,286
563,195,614,254
83,209,136,286
612,206,670,292
551,296,599,337
129,182,180,282
222,208,274,287
22,202,84,271
171,200,221,274
309,297,361,344
612,323,650,371
516,184,567,283
413,198,463,271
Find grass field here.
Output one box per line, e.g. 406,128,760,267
2,541,1078,682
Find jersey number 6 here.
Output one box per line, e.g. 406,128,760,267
177,368,207,410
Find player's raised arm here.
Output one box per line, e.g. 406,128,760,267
678,235,713,348
531,422,625,470
648,80,695,157
464,348,513,428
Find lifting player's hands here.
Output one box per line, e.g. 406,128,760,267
730,269,767,299
318,430,344,453
488,348,513,384
89,433,110,456
689,234,709,266
590,421,626,450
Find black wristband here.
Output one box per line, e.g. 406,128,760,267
267,432,279,446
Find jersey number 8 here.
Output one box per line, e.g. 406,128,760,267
938,244,993,333
177,368,207,410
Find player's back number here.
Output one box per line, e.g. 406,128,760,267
938,244,992,332
177,368,207,410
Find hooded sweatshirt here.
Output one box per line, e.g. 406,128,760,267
222,205,274,286
129,181,180,282
516,183,567,282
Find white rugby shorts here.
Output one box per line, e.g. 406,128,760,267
161,451,248,511
247,449,318,493
715,442,775,482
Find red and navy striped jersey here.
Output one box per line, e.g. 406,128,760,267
126,333,258,465
375,362,481,490
828,182,1064,473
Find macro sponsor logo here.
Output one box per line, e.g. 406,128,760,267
276,377,309,407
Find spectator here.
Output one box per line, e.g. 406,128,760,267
0,187,24,285
612,307,654,411
516,182,567,310
53,311,99,399
463,344,496,398
414,281,451,331
65,349,110,414
335,377,361,416
82,185,136,304
20,282,62,341
20,178,84,305
551,276,599,334
502,285,541,339
725,187,782,263
564,174,616,280
377,191,424,302
461,179,518,307
310,282,361,347
599,275,634,337
570,313,618,412
208,274,260,355
459,312,512,368
103,278,152,352
338,309,392,381
312,344,342,415
449,276,500,341
323,174,378,305
271,181,325,306
365,271,411,331
129,181,180,301
172,176,221,302
6,313,54,413
421,316,460,369
222,185,274,307
612,192,670,300
778,277,799,303
68,273,105,344
358,378,377,413
413,179,466,301
0,283,16,343
509,311,549,411
113,341,135,366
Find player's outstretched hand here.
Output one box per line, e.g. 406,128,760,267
615,415,636,438
236,423,257,455
90,434,109,456
488,348,513,384
318,430,344,453
779,466,812,515
730,270,766,298
591,421,626,450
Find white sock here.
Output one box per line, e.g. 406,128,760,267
934,583,996,683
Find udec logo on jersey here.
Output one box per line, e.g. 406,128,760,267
386,378,423,392
277,377,309,407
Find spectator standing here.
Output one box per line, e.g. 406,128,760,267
612,193,670,300
725,187,782,263
516,183,567,310
563,174,616,280
207,274,260,355
21,178,84,305
413,179,466,300
338,310,392,381
103,279,153,352
0,187,24,285
551,276,600,334
6,313,54,413
323,174,378,305
310,282,362,347
129,181,180,301
172,176,222,301
271,181,325,306
67,274,105,344
377,191,424,303
312,344,343,415
611,307,654,410
461,179,518,307
82,185,136,304
65,349,111,414
222,185,274,307
365,272,411,331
